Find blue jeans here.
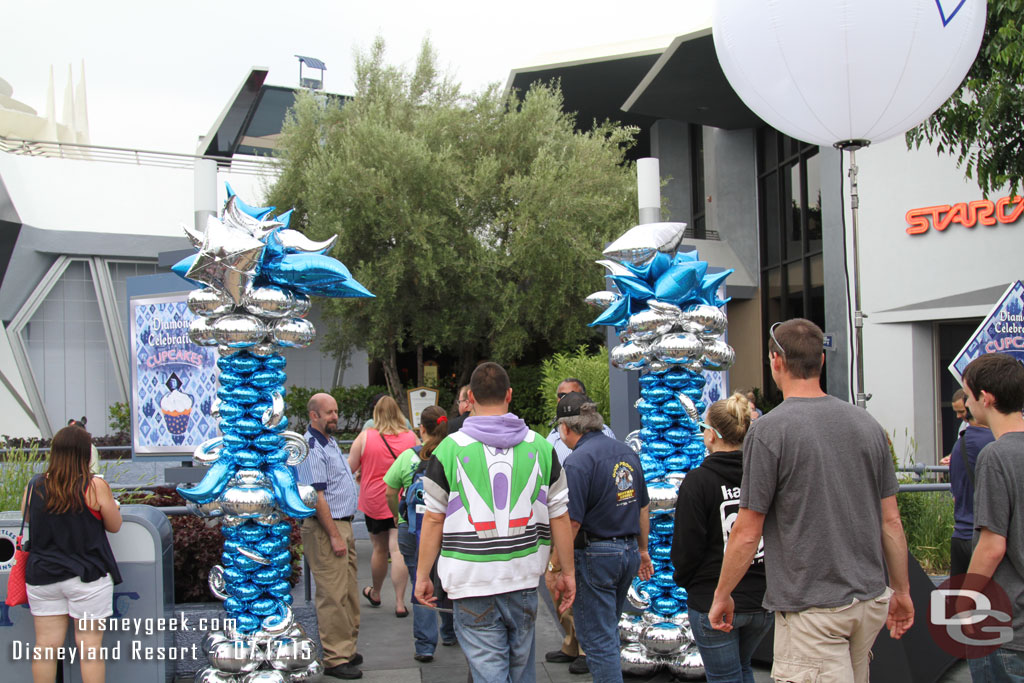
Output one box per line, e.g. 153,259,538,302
453,587,538,683
689,607,773,683
397,523,455,656
969,648,1024,682
574,538,641,683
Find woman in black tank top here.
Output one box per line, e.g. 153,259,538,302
22,425,122,683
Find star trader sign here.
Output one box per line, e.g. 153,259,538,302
186,215,267,306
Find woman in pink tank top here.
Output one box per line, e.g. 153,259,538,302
349,395,418,616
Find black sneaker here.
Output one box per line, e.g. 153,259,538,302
569,656,589,674
348,653,363,666
414,653,434,662
441,638,458,646
323,661,363,679
545,650,575,663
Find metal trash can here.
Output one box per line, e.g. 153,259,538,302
0,504,174,682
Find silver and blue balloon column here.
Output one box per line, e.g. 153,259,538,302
586,222,733,679
172,186,374,683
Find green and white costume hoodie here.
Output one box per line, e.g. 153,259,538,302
423,413,569,600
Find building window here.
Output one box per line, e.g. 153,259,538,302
758,128,824,394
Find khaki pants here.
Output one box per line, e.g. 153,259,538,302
302,518,359,667
772,588,891,683
559,606,584,657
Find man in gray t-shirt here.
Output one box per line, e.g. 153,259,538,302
961,353,1024,679
709,318,914,683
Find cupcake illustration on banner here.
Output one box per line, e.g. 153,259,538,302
160,372,194,444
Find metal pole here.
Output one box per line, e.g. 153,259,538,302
835,140,870,408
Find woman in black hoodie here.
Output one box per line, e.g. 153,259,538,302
671,392,769,683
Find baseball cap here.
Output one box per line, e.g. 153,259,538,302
551,391,591,426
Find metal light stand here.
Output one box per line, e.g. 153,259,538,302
835,140,871,408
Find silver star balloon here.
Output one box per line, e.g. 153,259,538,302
186,214,266,305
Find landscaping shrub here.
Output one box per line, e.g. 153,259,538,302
123,487,303,603
538,346,611,431
507,365,545,429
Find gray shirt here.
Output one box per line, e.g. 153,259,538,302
973,431,1024,651
740,395,899,612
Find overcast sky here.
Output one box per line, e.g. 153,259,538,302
4,0,711,153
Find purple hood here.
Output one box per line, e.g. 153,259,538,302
460,414,529,449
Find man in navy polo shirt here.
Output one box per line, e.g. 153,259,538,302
294,393,363,679
556,392,653,681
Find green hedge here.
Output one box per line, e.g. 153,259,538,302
538,346,611,431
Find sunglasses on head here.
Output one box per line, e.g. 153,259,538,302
769,321,786,357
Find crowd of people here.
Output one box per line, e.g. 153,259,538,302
18,317,1024,683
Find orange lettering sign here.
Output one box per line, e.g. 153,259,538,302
906,196,1023,235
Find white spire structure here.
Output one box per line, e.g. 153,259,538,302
74,60,90,144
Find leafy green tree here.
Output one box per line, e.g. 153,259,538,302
907,0,1024,196
268,38,637,397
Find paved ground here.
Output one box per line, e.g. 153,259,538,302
174,530,973,683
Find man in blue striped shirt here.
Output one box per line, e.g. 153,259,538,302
295,392,363,679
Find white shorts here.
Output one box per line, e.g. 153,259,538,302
27,574,114,620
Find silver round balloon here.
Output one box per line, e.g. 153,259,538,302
665,648,705,680
210,397,223,421
201,631,229,657
262,392,286,428
619,613,645,644
628,309,677,341
627,583,651,610
220,515,246,529
244,286,295,319
647,300,682,317
254,511,284,526
189,317,219,347
585,291,620,310
297,484,318,509
624,430,643,455
290,294,311,319
195,666,240,683
208,565,229,600
702,339,736,371
221,485,276,518
653,333,704,364
213,314,268,348
678,319,707,336
208,639,264,673
189,288,234,317
283,624,307,640
639,622,686,656
194,437,224,466
187,499,224,518
610,341,648,371
648,484,678,512
685,304,727,335
643,609,666,625
230,469,269,488
272,318,315,349
252,342,279,357
241,671,286,683
620,643,662,676
266,637,316,671
287,661,322,683
645,359,670,374
218,344,240,358
677,393,701,423
282,431,310,467
664,471,687,489
602,222,686,264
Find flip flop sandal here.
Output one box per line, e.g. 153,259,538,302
362,586,381,607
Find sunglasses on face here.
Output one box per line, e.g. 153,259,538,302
697,420,723,439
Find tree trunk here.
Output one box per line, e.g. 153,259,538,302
416,343,424,386
382,344,403,402
458,347,476,386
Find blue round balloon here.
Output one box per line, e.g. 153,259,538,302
652,569,677,589
224,597,246,613
252,567,280,586
233,555,262,573
661,370,690,388
228,581,261,602
663,426,694,444
652,595,682,616
645,440,675,458
639,427,662,443
670,586,689,603
651,517,675,536
660,398,685,417
264,354,286,370
233,449,263,468
238,524,267,543
641,413,673,430
234,612,261,633
634,398,658,415
651,545,673,563
638,373,664,388
641,385,673,404
664,454,692,471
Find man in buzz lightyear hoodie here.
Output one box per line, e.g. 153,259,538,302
415,361,577,683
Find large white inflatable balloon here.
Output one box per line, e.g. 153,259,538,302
713,0,986,146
